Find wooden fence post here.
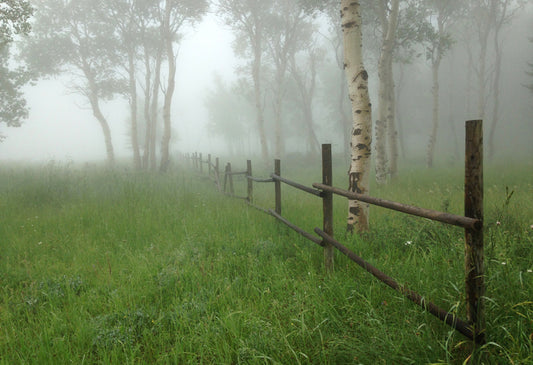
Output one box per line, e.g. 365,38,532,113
464,119,485,344
274,159,281,215
199,153,203,174
223,163,229,193
208,154,212,177
228,162,234,195
247,160,253,203
215,157,220,191
322,144,334,272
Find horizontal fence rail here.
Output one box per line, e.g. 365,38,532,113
312,183,482,230
314,228,474,340
184,120,485,345
271,174,324,197
270,210,324,247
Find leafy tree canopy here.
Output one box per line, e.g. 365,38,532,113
0,0,32,46
0,0,33,137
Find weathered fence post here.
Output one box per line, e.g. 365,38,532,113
199,153,203,174
228,162,234,195
223,163,229,193
464,119,485,344
322,144,334,272
247,160,253,203
215,157,220,191
208,154,212,177
274,159,281,215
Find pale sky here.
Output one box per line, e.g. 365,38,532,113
0,13,237,163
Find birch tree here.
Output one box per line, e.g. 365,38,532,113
265,0,311,158
27,0,123,166
103,0,144,169
464,0,524,159
342,0,372,233
158,0,208,173
321,4,352,159
289,46,323,157
486,0,524,160
373,0,399,184
421,0,458,168
218,0,273,163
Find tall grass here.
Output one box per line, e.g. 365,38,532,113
0,160,531,364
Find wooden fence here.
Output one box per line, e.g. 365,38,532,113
184,120,485,344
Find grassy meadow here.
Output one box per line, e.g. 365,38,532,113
0,158,532,364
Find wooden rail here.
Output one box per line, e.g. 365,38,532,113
312,183,481,230
186,120,485,344
314,228,475,340
271,174,324,197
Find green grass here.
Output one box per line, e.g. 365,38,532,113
0,159,532,364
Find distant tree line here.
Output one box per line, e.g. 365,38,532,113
0,0,531,177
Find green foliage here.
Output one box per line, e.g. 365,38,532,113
0,162,532,363
0,0,32,45
0,0,33,133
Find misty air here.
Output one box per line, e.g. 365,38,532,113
1,0,532,363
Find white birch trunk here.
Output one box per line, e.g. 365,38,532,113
374,0,398,184
83,63,115,166
128,51,141,170
252,38,269,163
426,58,440,168
385,57,398,179
341,0,372,233
160,0,176,173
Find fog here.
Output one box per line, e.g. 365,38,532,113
0,2,532,166
0,13,237,162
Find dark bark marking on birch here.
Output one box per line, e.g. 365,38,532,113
344,21,357,28
353,128,362,135
349,172,363,194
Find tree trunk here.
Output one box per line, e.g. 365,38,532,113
386,56,398,178
303,100,320,157
83,64,114,166
375,50,389,184
150,42,163,172
273,66,286,159
142,42,152,170
128,51,141,170
251,29,269,163
426,57,441,168
291,51,320,158
476,1,496,121
395,64,406,159
374,0,399,185
332,33,351,161
89,91,115,166
342,0,372,234
160,0,176,173
488,0,506,161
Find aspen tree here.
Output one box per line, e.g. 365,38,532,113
341,0,372,233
